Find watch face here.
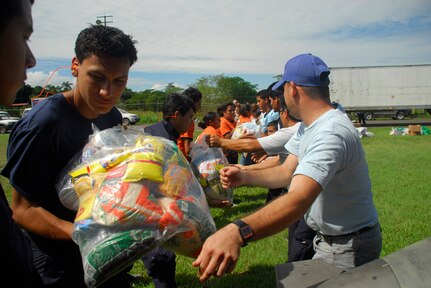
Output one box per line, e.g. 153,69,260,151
241,225,253,239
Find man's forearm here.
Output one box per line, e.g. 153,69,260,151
221,138,263,153
242,174,321,242
242,164,291,189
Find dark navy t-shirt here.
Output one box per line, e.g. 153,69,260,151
1,93,121,280
0,185,42,287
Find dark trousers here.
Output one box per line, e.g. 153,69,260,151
32,242,133,288
141,247,177,288
265,187,287,203
226,150,238,164
264,188,315,262
287,218,316,262
357,113,366,126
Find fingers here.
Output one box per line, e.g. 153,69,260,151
217,259,237,277
193,255,236,281
194,255,220,282
205,134,211,146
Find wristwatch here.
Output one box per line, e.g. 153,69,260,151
232,219,253,247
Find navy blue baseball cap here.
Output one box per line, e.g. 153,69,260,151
272,53,330,90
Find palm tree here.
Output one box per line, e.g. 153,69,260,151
60,81,73,92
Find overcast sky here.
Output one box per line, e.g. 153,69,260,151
27,0,431,92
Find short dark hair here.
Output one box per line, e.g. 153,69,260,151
183,87,202,102
75,24,138,66
216,103,234,117
279,92,300,122
267,120,278,129
239,103,251,117
256,89,270,100
0,0,34,33
198,111,218,129
278,92,287,111
162,93,195,120
267,81,284,100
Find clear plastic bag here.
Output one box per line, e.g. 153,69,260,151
56,125,216,287
231,121,261,140
190,136,234,205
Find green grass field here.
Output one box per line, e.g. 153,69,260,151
1,126,430,287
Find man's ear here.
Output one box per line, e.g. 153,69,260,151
71,57,79,77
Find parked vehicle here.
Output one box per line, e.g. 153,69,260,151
22,108,32,117
118,108,140,125
0,110,20,120
0,115,19,133
362,109,410,120
329,64,431,119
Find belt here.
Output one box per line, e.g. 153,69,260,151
319,224,377,241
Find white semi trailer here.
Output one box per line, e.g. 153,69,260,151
329,64,431,120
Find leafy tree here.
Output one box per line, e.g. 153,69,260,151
121,88,134,101
194,74,257,105
60,81,73,92
164,83,183,95
14,84,33,104
32,86,44,97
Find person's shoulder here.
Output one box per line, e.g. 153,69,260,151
144,121,160,131
31,94,67,118
144,121,169,136
12,95,66,133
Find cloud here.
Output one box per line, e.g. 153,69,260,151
28,0,431,91
26,71,75,88
150,83,187,91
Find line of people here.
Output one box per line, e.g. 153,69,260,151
1,1,382,286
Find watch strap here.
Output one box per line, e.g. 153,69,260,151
233,219,253,247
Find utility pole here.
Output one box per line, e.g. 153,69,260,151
96,15,113,26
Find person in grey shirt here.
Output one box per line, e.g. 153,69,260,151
194,53,382,282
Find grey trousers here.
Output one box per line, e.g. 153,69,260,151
312,223,382,269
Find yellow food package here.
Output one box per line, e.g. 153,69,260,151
122,152,164,183
74,176,97,222
69,150,131,181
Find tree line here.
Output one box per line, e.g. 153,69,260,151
12,74,260,111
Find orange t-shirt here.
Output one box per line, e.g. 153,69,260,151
196,126,223,143
238,115,251,124
218,117,236,138
177,121,194,159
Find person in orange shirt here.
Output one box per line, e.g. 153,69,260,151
177,87,202,161
196,111,222,142
217,102,237,164
237,103,252,124
195,112,233,209
236,103,255,166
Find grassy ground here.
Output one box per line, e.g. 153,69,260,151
1,126,430,287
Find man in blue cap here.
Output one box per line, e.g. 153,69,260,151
193,53,382,282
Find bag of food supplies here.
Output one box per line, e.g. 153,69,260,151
57,125,216,288
189,136,233,205
231,121,261,140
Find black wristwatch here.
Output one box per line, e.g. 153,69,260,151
233,219,253,247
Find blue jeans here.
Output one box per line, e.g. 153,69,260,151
312,223,382,269
239,152,254,166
